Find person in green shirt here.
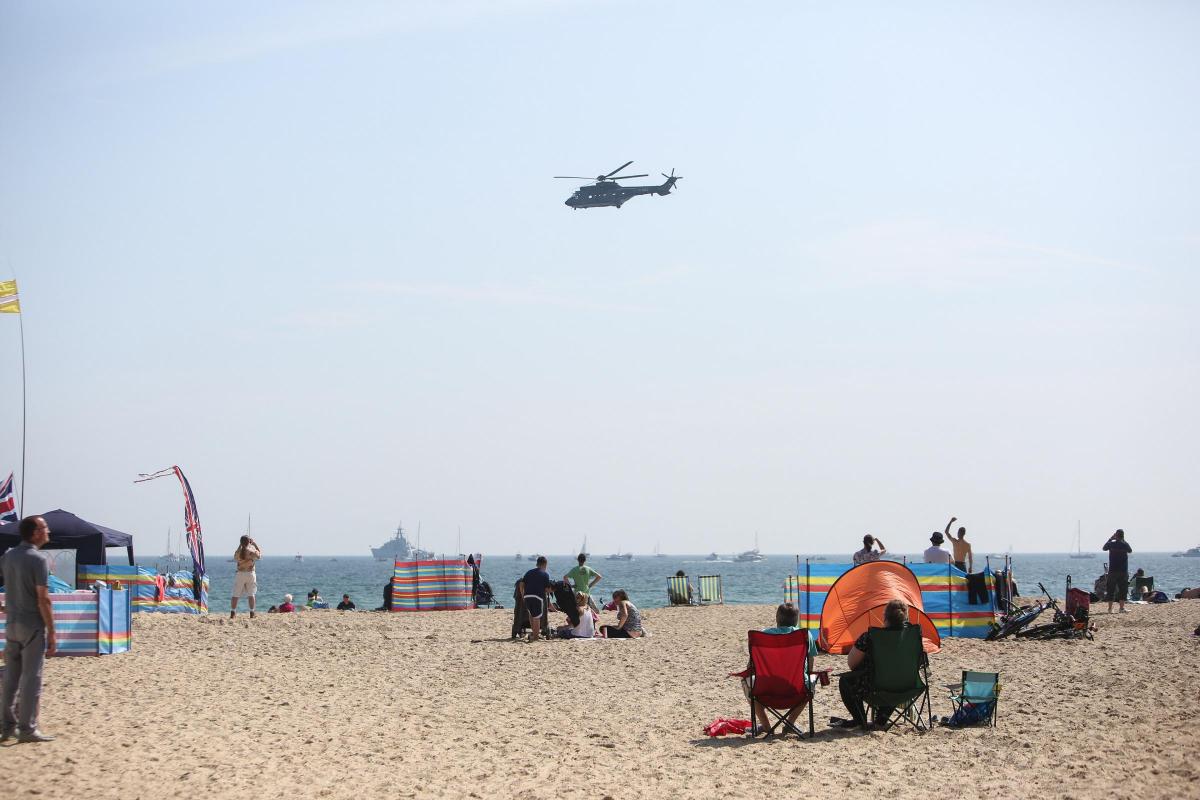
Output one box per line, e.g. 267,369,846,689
563,553,602,612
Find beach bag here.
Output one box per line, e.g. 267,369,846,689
944,701,994,727
1148,591,1168,604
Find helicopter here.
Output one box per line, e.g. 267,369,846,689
555,161,682,209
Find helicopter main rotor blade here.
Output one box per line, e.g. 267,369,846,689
554,176,593,179
601,160,634,179
606,173,649,180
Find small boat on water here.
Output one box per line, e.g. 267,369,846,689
653,541,666,558
1068,521,1095,559
294,554,303,562
734,533,765,562
706,552,721,561
514,553,523,560
1172,545,1200,557
607,549,633,561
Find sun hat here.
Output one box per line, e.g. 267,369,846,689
930,532,944,544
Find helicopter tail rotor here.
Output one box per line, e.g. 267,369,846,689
658,168,681,194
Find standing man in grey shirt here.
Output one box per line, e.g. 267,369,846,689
0,515,57,743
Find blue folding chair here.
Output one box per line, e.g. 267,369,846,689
946,670,1000,726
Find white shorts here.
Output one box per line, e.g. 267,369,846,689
232,571,257,598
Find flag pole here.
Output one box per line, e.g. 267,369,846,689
18,308,26,518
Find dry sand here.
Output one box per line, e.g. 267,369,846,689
3,601,1198,799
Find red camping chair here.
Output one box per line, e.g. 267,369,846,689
729,630,831,738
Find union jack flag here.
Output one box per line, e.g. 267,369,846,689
173,466,206,580
135,465,205,579
0,472,16,523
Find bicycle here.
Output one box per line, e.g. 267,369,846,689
986,595,1049,640
1014,582,1094,641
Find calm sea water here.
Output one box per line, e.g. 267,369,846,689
181,552,1199,612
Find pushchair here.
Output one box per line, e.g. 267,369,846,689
475,580,499,608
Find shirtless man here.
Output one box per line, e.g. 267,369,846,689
944,517,973,572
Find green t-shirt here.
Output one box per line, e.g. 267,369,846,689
565,565,599,595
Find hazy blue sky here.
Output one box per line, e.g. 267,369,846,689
1,1,1197,557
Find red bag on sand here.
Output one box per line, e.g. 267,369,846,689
704,718,752,737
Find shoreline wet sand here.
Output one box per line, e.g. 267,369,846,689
4,601,1197,799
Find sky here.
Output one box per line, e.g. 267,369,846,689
1,1,1197,557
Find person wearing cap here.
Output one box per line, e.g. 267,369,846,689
923,531,952,564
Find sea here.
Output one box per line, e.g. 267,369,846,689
139,552,1200,612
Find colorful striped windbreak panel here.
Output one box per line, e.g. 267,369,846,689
0,589,131,656
784,561,996,642
78,564,209,614
391,559,473,612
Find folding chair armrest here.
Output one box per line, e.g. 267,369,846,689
729,669,751,679
944,682,963,692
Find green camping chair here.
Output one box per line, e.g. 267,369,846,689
666,575,694,605
865,625,932,732
698,575,723,605
946,670,1000,727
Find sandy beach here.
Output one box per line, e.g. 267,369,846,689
3,601,1198,799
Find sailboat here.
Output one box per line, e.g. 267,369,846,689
654,541,666,558
580,536,589,558
160,527,184,571
1069,520,1095,559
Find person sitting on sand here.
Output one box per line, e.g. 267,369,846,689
836,599,926,728
557,592,599,638
278,594,295,613
600,589,644,638
336,594,355,611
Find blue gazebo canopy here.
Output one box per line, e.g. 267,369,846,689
0,509,135,566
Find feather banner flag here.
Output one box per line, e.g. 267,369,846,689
0,279,19,314
135,466,206,581
0,472,17,522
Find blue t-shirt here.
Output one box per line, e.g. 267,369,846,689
521,568,551,599
1103,539,1132,573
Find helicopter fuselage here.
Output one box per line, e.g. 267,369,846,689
565,176,678,209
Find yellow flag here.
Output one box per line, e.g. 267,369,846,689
0,279,19,314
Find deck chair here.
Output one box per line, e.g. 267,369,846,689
945,670,1000,727
1130,575,1154,601
729,630,828,737
666,575,694,606
698,575,724,605
865,626,932,732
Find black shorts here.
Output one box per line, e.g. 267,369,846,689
523,595,544,618
1107,571,1129,602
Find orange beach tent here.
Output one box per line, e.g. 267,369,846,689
818,561,942,655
